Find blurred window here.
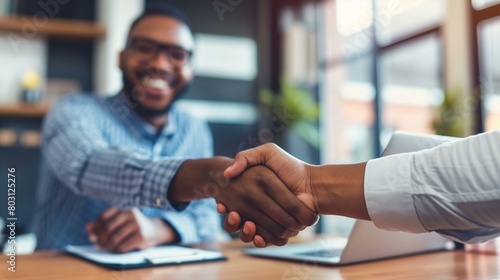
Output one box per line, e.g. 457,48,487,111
376,0,446,45
478,16,500,131
323,56,376,163
379,34,443,144
321,0,445,163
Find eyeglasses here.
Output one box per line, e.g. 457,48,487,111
127,37,193,66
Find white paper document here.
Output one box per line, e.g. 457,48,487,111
65,245,226,269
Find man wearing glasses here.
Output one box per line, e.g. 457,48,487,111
33,4,317,253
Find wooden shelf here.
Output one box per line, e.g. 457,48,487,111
0,16,106,39
0,103,50,118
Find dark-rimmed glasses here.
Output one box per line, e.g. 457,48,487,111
127,37,193,67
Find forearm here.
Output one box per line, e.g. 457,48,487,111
310,162,369,220
168,156,233,203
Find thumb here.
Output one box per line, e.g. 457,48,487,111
224,152,251,178
224,146,267,178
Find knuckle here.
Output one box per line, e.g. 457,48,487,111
287,199,301,214
305,213,319,227
266,234,286,246
283,216,301,231
279,229,296,239
263,142,276,150
255,171,270,186
273,227,289,239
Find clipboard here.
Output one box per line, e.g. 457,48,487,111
65,244,227,270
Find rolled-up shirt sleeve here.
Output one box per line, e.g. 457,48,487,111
365,131,500,243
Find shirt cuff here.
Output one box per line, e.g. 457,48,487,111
161,204,200,245
364,153,427,233
136,158,185,210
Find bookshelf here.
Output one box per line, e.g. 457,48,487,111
0,16,106,39
0,103,49,118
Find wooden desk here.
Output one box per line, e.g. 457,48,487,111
1,241,499,280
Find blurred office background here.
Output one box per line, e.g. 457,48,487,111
0,0,499,253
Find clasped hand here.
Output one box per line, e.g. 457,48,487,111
216,143,320,248
86,207,177,253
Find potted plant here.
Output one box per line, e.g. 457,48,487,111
259,79,320,149
432,88,466,137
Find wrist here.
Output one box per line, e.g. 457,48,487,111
310,163,369,219
168,156,233,203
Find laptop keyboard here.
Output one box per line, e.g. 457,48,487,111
297,249,343,258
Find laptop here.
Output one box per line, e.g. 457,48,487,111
243,131,459,265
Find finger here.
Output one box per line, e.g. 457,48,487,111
217,203,228,214
104,211,132,237
95,209,129,247
224,145,268,178
239,221,257,243
109,225,138,252
223,152,251,178
225,143,288,178
99,207,121,222
251,173,310,233
265,181,319,227
115,234,142,253
254,235,266,248
237,201,296,239
93,207,121,237
224,173,300,239
254,225,289,247
222,212,243,234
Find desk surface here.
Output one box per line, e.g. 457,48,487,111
2,241,499,280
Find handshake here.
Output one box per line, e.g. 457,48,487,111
85,143,368,253
213,143,368,248
87,133,500,252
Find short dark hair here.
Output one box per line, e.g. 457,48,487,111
128,3,193,38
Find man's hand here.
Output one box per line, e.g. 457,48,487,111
86,207,178,253
215,165,318,247
219,143,319,247
219,143,368,246
224,143,317,212
168,156,318,248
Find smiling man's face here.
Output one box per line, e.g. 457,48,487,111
119,15,194,117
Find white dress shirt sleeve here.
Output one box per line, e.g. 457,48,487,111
364,131,500,243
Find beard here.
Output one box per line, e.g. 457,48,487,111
121,72,191,118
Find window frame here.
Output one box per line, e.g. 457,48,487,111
319,0,444,156
471,2,500,133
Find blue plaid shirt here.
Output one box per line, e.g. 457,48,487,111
33,93,220,250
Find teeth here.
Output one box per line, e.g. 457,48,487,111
143,77,169,90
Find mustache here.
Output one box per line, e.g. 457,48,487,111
137,68,179,85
